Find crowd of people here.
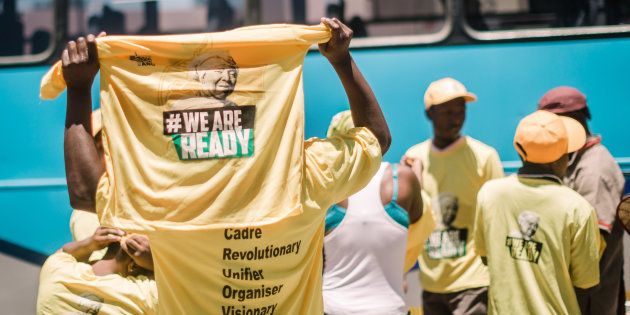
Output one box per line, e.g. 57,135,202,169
35,17,626,315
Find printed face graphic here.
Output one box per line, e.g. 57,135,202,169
198,68,237,100
438,193,459,227
517,211,540,240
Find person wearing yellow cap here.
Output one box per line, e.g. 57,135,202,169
322,111,434,315
401,77,503,314
36,227,157,314
473,110,600,314
538,86,626,315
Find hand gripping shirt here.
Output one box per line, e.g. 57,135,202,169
36,252,157,315
474,175,600,314
41,24,382,313
404,136,504,293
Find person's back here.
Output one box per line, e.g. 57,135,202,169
475,175,599,314
323,162,420,314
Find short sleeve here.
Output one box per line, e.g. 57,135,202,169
573,169,623,233
473,189,487,257
303,127,382,208
570,205,601,289
40,252,77,283
484,149,504,181
405,193,436,271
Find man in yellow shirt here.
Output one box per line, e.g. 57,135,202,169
37,227,157,314
402,77,503,314
474,110,600,314
59,18,391,313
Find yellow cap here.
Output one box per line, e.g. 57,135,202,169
327,110,354,137
424,77,477,110
514,110,586,164
92,109,102,137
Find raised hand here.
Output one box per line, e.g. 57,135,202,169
122,234,154,271
319,17,353,64
89,226,125,251
61,32,105,90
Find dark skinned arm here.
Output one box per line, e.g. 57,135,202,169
319,18,391,154
62,33,105,211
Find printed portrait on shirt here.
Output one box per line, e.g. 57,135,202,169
160,50,256,161
506,211,543,263
425,193,468,259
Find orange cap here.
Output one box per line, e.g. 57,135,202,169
514,110,586,164
424,77,477,110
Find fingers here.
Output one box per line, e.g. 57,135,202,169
99,227,125,237
77,37,88,62
61,49,70,67
97,31,107,38
67,41,79,64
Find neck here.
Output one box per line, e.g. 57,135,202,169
518,163,561,179
433,135,460,150
91,258,125,276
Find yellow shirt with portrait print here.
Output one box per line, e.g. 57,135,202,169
36,252,157,315
474,175,600,315
404,136,503,293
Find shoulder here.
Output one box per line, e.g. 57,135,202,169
465,137,500,160
477,176,514,200
40,252,81,281
578,143,622,176
404,140,431,159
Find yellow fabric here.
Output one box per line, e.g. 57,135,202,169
40,24,331,231
40,24,382,314
69,209,107,261
404,136,504,293
404,190,436,272
474,175,600,314
148,128,381,314
36,252,157,315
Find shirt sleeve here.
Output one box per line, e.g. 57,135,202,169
473,189,487,258
404,193,436,271
484,149,505,181
570,205,601,289
303,127,382,208
573,168,624,233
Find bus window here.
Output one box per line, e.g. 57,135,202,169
68,0,449,46
463,0,630,39
0,0,54,62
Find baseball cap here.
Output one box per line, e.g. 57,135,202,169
424,77,477,110
92,108,102,137
514,110,586,164
537,86,587,114
327,110,354,137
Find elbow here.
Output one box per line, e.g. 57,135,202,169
379,133,392,155
68,185,96,211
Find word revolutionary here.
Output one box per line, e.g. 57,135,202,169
223,241,301,261
223,268,264,280
223,284,284,302
163,106,256,160
222,303,277,315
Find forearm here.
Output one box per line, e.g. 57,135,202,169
64,88,103,211
330,56,391,154
62,238,96,262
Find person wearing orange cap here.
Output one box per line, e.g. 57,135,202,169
402,78,503,314
538,86,626,315
473,110,600,314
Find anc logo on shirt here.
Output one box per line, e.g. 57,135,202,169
77,292,103,314
161,51,255,160
425,193,467,259
505,211,543,264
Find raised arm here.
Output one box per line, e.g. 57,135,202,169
62,34,104,211
319,18,391,154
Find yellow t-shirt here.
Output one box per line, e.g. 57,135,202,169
36,252,158,315
404,136,504,293
148,127,381,314
474,175,600,315
69,209,107,261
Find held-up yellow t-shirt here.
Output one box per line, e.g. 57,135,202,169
404,136,503,293
36,252,158,315
474,175,600,314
